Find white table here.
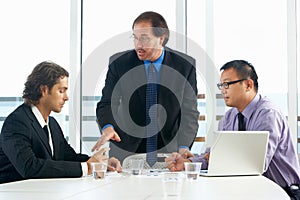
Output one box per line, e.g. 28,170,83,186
0,172,290,200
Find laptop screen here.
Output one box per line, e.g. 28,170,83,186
201,131,269,177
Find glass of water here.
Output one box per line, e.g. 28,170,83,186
184,162,202,181
161,172,184,197
129,159,143,175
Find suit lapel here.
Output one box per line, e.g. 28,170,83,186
23,104,53,157
31,119,52,156
129,59,147,101
49,118,59,160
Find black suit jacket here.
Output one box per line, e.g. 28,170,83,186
0,104,89,184
96,47,199,161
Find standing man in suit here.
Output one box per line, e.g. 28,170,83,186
0,61,121,184
93,11,199,165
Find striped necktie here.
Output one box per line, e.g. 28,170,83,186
146,63,158,167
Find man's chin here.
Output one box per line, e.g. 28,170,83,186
137,54,146,60
224,100,232,107
225,103,234,108
52,108,62,113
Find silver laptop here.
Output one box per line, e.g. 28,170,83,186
200,131,269,177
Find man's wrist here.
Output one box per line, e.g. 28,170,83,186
178,146,189,150
101,124,114,132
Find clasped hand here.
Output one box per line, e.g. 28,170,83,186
165,148,194,172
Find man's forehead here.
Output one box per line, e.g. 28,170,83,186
133,27,153,34
221,68,238,79
55,76,68,86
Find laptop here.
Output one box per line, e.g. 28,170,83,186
200,131,269,177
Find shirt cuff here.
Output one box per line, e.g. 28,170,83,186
101,124,114,132
178,146,189,150
81,162,88,177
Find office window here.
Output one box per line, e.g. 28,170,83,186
187,0,292,152
213,0,288,111
0,1,71,138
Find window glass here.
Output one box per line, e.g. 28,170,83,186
0,0,70,137
213,0,288,109
188,0,288,153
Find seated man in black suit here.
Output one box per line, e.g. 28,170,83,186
0,61,121,184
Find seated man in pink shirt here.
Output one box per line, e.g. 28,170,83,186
166,60,300,200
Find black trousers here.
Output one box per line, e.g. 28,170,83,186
284,185,300,200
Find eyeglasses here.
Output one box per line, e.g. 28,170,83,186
217,79,247,90
130,34,151,45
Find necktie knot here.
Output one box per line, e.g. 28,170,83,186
238,113,246,131
147,63,157,83
43,125,49,140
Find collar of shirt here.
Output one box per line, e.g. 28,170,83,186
31,105,48,128
233,93,260,120
31,105,54,156
232,94,260,130
143,49,165,73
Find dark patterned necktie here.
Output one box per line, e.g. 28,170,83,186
43,125,49,140
43,125,54,157
238,113,246,131
146,63,158,167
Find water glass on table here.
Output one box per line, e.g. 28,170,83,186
91,162,108,180
161,172,184,197
184,162,202,181
129,159,144,175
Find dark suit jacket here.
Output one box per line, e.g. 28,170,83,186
0,104,89,184
96,47,199,161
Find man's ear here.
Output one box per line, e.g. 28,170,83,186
40,85,48,96
246,79,254,90
159,35,165,46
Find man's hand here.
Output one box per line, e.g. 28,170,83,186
91,126,121,152
92,147,110,161
165,152,190,172
178,148,194,159
204,152,210,162
107,157,122,172
87,147,109,175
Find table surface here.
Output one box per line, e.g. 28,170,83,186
0,171,290,200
